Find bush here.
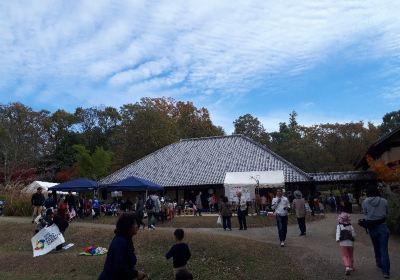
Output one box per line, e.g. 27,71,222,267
0,189,32,217
387,189,400,234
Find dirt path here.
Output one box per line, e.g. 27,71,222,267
186,214,400,280
1,215,398,280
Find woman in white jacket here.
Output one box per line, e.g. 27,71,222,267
336,212,356,275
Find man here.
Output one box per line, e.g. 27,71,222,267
31,187,45,223
236,192,247,230
271,188,290,247
362,184,391,279
195,192,203,216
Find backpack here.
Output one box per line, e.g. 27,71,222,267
339,225,354,241
145,198,154,211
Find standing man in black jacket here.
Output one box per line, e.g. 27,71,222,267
31,187,45,223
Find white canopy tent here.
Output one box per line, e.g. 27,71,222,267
223,171,284,202
21,181,59,194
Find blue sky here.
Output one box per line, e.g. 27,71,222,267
1,1,399,132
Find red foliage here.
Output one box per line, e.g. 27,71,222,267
366,155,400,182
55,167,78,182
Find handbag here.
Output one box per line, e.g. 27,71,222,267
217,215,222,226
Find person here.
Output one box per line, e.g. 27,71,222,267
261,195,267,211
362,184,390,279
99,213,146,280
126,198,133,212
336,212,356,275
65,191,76,212
92,197,100,219
342,192,352,214
195,192,203,216
271,188,290,247
328,193,337,213
53,207,69,251
135,196,145,229
31,187,45,223
236,192,247,230
166,229,191,277
292,190,306,236
146,195,156,229
220,196,232,231
44,193,57,209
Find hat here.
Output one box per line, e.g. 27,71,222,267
338,212,351,224
294,190,302,199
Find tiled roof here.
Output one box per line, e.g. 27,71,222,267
100,135,311,187
309,171,376,183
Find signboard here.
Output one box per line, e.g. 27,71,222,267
227,185,251,202
31,224,65,257
223,171,284,202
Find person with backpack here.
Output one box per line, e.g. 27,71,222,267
362,184,390,279
336,212,356,275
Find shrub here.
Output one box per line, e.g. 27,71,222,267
0,188,32,217
387,188,400,234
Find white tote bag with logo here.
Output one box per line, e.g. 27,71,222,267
31,224,65,257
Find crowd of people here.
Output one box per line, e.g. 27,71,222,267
29,182,393,279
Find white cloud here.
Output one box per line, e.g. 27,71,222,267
1,0,400,131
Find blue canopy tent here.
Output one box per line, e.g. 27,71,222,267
49,178,98,192
100,176,163,192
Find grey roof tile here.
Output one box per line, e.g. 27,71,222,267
100,135,311,187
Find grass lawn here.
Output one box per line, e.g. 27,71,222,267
0,222,305,280
77,214,324,228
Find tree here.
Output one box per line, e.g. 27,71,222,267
0,103,52,184
380,110,400,136
233,114,269,145
72,144,113,180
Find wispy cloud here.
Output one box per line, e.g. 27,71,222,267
0,0,399,129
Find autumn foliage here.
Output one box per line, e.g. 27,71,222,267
366,155,400,182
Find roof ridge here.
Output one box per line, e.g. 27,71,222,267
179,134,241,142
309,170,374,175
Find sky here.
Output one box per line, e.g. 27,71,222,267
1,1,399,133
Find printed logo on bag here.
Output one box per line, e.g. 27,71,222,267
43,232,59,245
35,239,46,250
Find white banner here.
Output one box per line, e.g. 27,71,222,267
226,185,251,202
31,224,65,257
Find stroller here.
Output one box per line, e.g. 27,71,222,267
0,200,5,216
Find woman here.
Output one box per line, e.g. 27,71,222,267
99,213,146,280
292,190,306,236
220,196,232,231
362,184,390,279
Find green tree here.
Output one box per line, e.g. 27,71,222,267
233,114,269,145
380,110,400,136
73,144,113,180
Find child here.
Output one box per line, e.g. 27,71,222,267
166,229,191,277
336,212,356,275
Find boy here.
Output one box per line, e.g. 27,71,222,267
166,229,191,277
